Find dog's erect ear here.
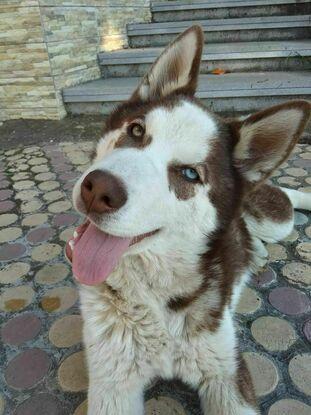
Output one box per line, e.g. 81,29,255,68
130,25,203,102
232,100,311,183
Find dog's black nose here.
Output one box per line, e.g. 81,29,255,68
81,170,127,214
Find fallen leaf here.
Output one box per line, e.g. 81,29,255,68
211,68,227,75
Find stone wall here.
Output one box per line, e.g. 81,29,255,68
0,2,59,121
1,0,151,121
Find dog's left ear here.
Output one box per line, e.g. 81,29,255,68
130,25,203,102
232,100,311,183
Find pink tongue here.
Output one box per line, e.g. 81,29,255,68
72,223,132,285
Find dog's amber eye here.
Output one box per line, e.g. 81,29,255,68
128,122,145,138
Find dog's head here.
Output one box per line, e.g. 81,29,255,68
69,26,310,285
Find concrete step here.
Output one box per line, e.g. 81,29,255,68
99,40,311,77
152,0,311,22
63,71,311,115
127,15,311,47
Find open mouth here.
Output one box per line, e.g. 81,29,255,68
65,220,158,286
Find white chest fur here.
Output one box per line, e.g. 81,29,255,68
78,253,242,386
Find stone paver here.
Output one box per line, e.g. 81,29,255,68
16,189,39,201
282,262,311,286
0,180,10,189
288,354,311,396
34,172,55,182
296,242,311,262
0,227,22,243
27,226,55,244
0,262,30,284
20,199,43,214
73,400,87,415
0,141,310,415
49,315,82,347
5,348,50,389
48,200,72,213
28,157,48,166
283,228,299,242
14,394,63,415
236,287,262,314
22,213,49,227
58,351,88,392
252,266,276,288
146,397,186,415
0,213,17,227
266,243,287,261
0,200,16,213
243,352,279,397
277,176,300,187
0,190,13,201
31,164,50,173
31,243,62,261
0,242,26,261
303,320,311,343
43,190,65,202
251,316,297,351
285,167,307,177
300,152,311,159
0,395,4,415
268,399,311,415
294,211,308,225
59,226,75,242
0,285,34,312
35,263,69,285
269,287,310,315
40,286,78,313
38,180,60,191
1,313,41,345
11,172,30,181
53,212,80,227
12,180,34,191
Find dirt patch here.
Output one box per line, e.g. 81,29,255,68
0,115,105,151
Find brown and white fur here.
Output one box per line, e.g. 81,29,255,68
72,26,311,415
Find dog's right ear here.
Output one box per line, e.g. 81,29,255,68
130,25,203,103
232,100,311,183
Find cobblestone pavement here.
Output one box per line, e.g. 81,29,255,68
0,140,310,415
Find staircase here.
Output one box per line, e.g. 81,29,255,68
63,0,311,117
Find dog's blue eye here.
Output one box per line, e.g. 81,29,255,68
181,168,199,181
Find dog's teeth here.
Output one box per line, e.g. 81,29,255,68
69,240,75,251
73,231,78,239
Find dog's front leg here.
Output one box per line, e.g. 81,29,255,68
85,341,146,415
179,308,259,415
80,287,156,415
198,315,259,415
87,380,144,415
198,365,259,415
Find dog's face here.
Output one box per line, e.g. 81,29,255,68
75,98,227,254
70,26,310,285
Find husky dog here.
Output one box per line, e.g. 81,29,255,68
66,26,311,415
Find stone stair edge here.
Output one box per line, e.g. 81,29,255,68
127,14,311,34
151,0,311,12
98,40,311,65
63,72,311,102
